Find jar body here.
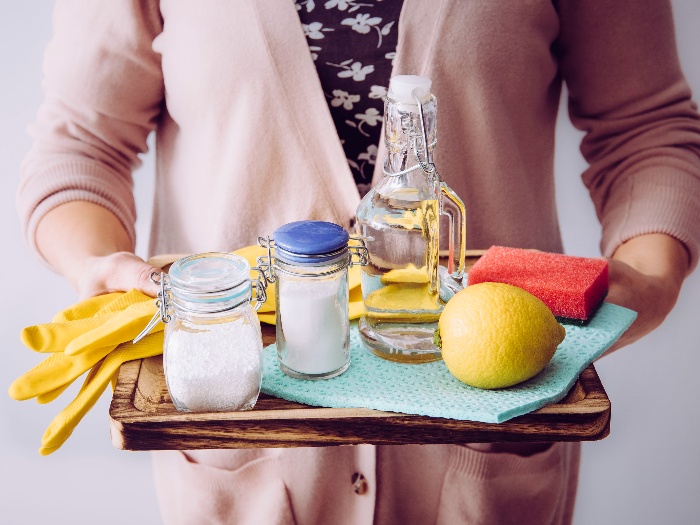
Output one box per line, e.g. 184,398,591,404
355,94,443,362
163,304,263,412
355,80,465,363
275,261,350,380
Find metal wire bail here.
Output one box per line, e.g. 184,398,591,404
381,92,438,178
250,267,269,311
133,271,172,343
348,236,369,267
413,90,436,176
256,236,276,283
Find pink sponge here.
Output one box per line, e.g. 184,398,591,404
467,246,608,322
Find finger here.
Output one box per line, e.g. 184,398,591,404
105,253,161,298
79,253,161,300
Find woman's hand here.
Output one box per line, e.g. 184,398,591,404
73,251,161,300
603,233,689,355
36,201,160,299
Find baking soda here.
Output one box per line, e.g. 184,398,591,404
164,318,262,412
278,278,349,375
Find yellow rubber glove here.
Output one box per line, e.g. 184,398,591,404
11,289,163,403
20,289,157,355
8,344,117,401
51,292,123,322
38,331,163,455
231,245,365,325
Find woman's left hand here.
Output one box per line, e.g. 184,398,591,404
603,233,689,355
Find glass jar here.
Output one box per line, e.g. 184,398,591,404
258,221,368,380
354,75,466,363
156,252,267,412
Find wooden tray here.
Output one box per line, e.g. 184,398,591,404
109,251,611,450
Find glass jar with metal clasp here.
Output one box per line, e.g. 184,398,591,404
134,252,269,412
257,221,368,380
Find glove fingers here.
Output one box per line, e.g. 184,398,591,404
38,443,64,456
64,300,159,356
36,383,72,404
40,360,112,453
94,289,153,315
258,313,275,325
40,332,164,453
8,344,116,400
25,290,154,353
348,265,362,291
52,292,123,322
349,285,365,320
20,313,119,353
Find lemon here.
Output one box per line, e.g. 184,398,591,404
438,282,566,389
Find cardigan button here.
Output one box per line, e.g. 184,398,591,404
351,472,368,495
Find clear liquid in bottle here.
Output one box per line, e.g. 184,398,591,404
355,75,466,363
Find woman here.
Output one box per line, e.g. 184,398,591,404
18,1,700,523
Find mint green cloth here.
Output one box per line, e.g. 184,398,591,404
261,303,636,423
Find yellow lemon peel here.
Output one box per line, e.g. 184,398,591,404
438,282,565,389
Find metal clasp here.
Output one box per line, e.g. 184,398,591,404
133,272,172,343
250,266,268,311
348,236,369,267
256,236,277,283
413,91,437,177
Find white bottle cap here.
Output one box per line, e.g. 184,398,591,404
388,75,432,104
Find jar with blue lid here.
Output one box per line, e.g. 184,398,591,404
258,221,368,380
136,252,268,412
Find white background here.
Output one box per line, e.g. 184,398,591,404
1,1,698,524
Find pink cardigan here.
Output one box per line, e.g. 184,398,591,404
17,1,700,523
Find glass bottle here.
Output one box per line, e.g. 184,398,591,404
137,252,268,412
258,220,368,380
354,75,466,363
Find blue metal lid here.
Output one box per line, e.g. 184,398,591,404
273,221,349,264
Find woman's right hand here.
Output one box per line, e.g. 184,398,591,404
74,251,162,300
35,202,162,300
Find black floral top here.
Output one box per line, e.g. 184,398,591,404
295,0,403,197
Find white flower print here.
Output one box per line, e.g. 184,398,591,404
341,14,394,47
354,107,382,136
368,85,387,99
296,0,315,12
341,13,381,34
325,0,374,12
309,45,321,61
330,90,361,110
358,144,378,164
325,0,350,10
384,51,396,65
327,59,375,81
303,22,333,40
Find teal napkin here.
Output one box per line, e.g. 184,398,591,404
261,302,636,423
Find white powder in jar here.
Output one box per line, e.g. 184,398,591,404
278,277,349,375
164,317,262,412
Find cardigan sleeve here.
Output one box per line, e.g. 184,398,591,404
556,0,700,272
16,0,164,262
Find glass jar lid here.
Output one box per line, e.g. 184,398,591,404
273,221,350,264
169,252,251,310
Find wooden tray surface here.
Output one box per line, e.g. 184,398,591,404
109,252,611,450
